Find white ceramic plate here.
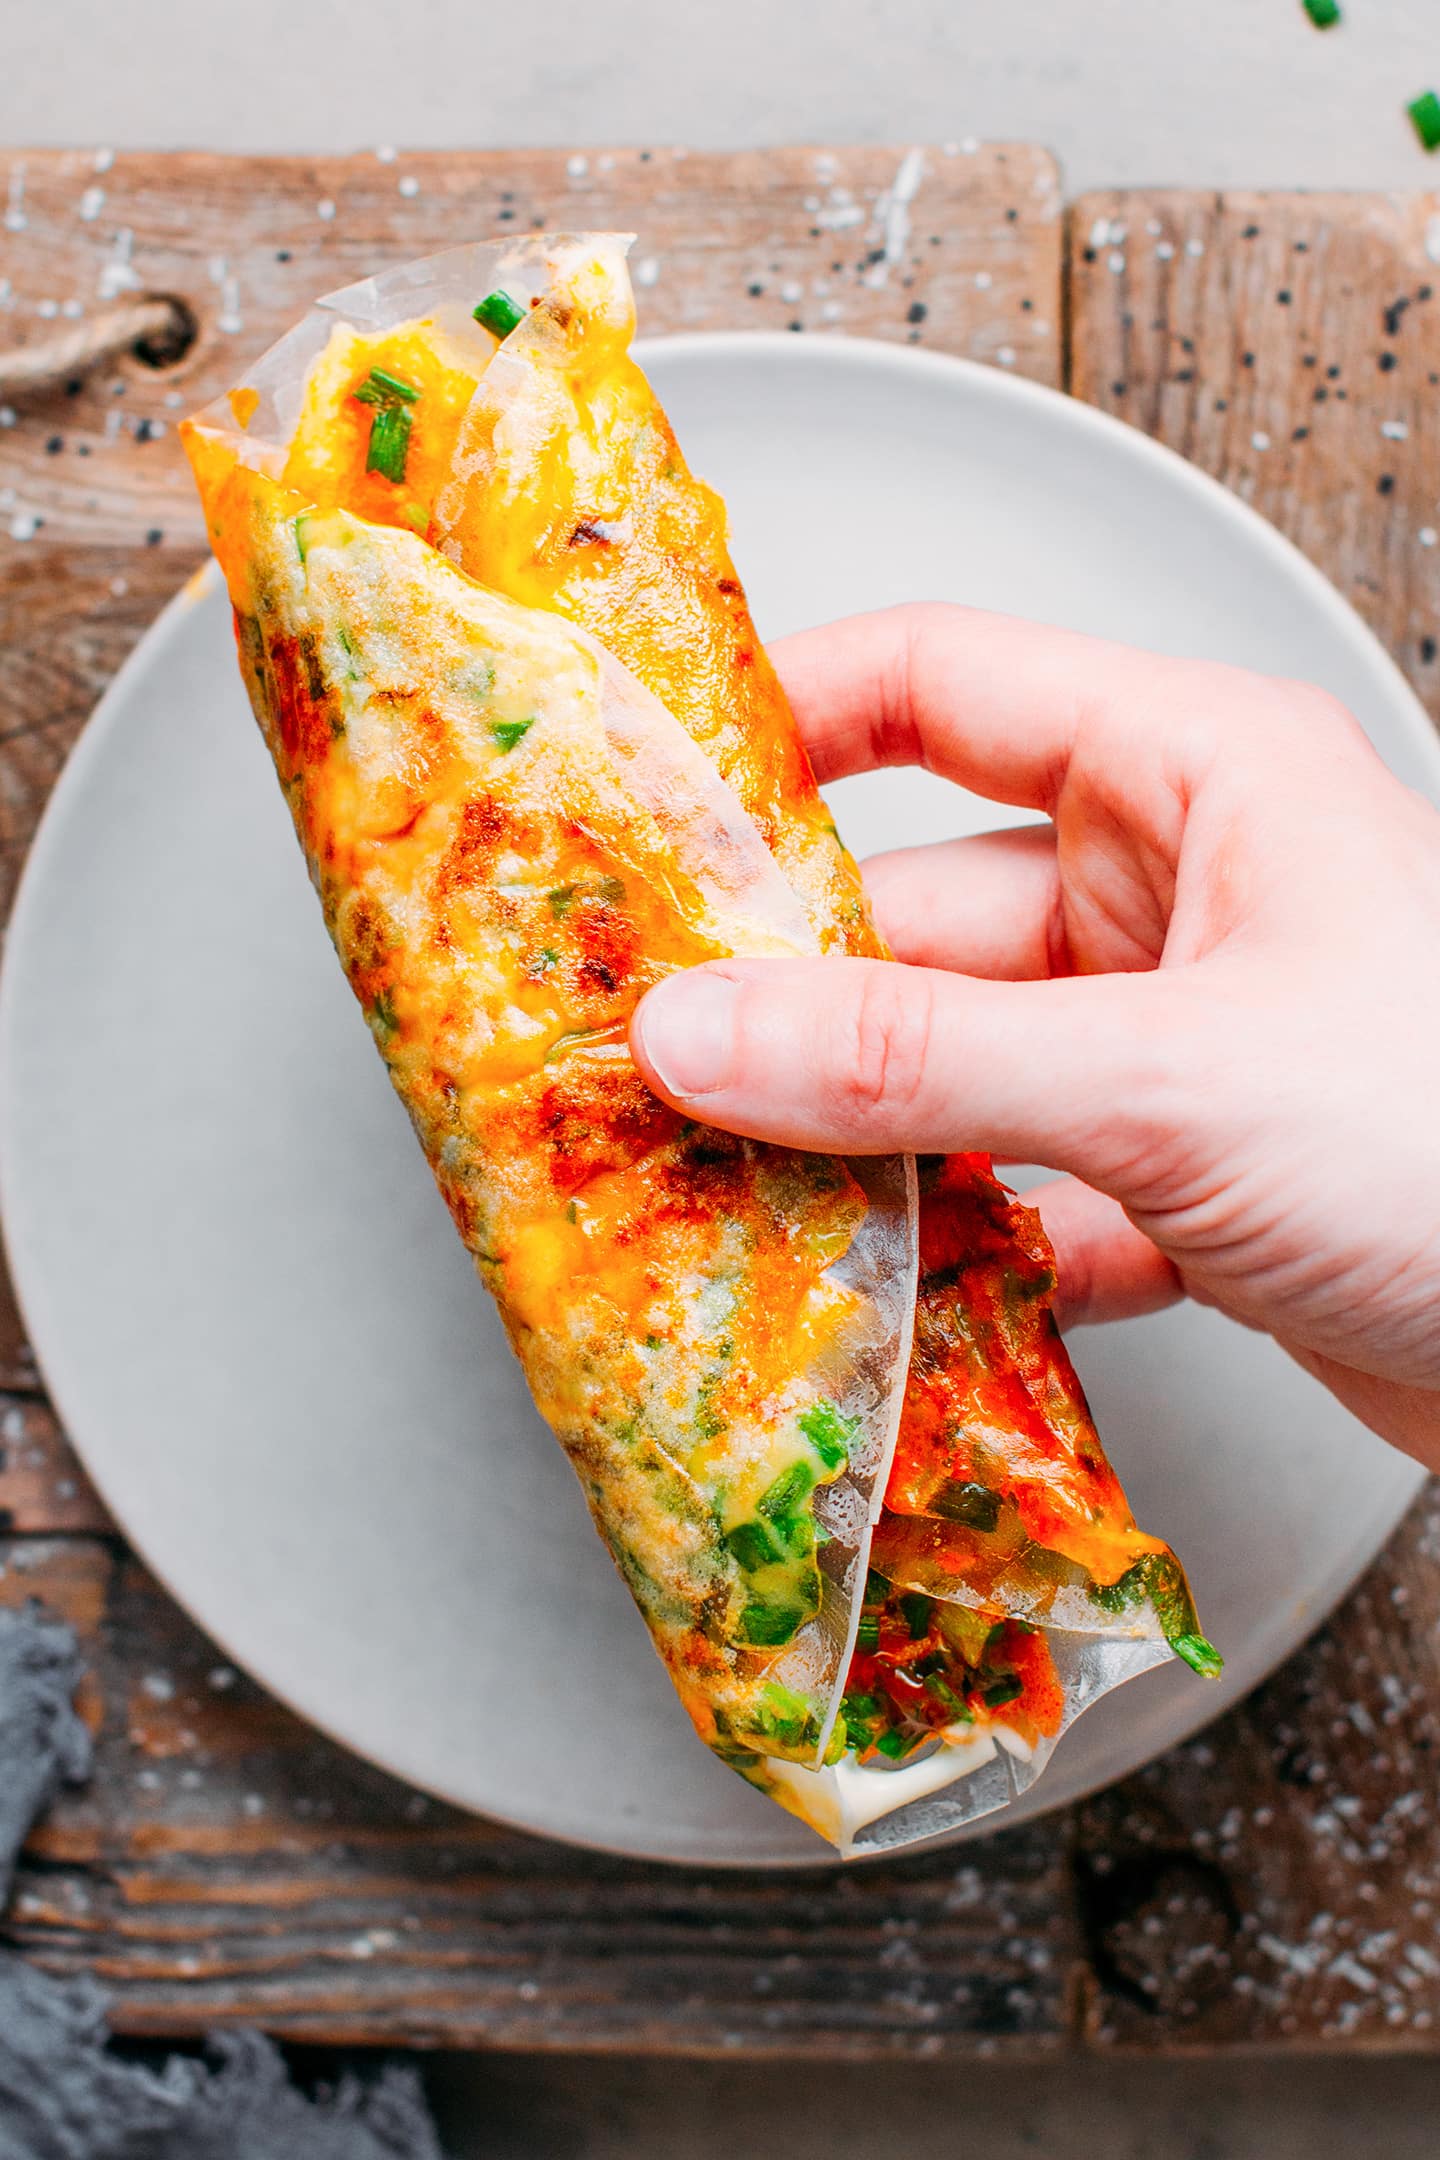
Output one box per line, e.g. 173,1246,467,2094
1,336,1431,1867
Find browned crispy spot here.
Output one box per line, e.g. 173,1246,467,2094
535,1066,679,1195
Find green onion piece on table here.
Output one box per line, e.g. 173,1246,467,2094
474,289,527,339
1409,91,1440,153
1302,0,1340,24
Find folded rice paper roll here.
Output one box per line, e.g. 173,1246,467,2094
183,233,1218,1858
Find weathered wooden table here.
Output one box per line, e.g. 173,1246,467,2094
2,143,1439,2057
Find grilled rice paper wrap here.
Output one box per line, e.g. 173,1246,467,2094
183,235,1216,1857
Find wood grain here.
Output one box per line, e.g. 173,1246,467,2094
1065,189,1440,2052
1069,189,1440,714
0,1539,1078,2054
0,144,1060,553
2,156,1440,2058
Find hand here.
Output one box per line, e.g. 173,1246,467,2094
630,605,1440,1470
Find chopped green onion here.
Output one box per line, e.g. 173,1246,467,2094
724,1519,781,1574
474,289,527,339
874,1729,912,1760
755,1685,816,1748
923,1674,971,1721
899,1592,933,1640
930,1479,1001,1532
1088,1559,1149,1617
350,366,422,484
1301,0,1340,24
370,986,398,1036
547,885,576,918
365,400,413,483
982,1673,1024,1710
842,1691,882,1722
1172,1631,1224,1680
352,365,422,406
797,1399,856,1471
1409,91,1440,153
294,512,312,563
758,1460,814,1521
737,1600,805,1646
854,1615,879,1652
862,1567,889,1608
771,1509,816,1557
490,716,535,753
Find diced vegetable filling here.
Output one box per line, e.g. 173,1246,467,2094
840,1573,1064,1763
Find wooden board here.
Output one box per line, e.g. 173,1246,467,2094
1069,189,1440,720
1068,188,1440,2050
1,152,1439,2057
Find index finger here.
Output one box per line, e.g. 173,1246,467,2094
769,602,1243,813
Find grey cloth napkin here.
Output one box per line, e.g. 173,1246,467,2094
0,1603,445,2160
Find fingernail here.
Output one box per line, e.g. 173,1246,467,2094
634,971,740,1099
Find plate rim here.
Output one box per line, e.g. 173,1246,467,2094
0,329,1429,1867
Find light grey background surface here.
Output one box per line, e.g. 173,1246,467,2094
7,0,1440,192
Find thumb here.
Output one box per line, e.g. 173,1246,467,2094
630,957,1189,1195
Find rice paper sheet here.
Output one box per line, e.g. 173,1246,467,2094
182,233,1217,1854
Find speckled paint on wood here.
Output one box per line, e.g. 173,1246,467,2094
2,153,1440,2059
1069,188,1440,721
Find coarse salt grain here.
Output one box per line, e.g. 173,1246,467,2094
398,175,420,198
1382,420,1410,441
1252,431,1272,451
316,198,336,221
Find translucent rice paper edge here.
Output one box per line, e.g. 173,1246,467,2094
767,1630,1173,1858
